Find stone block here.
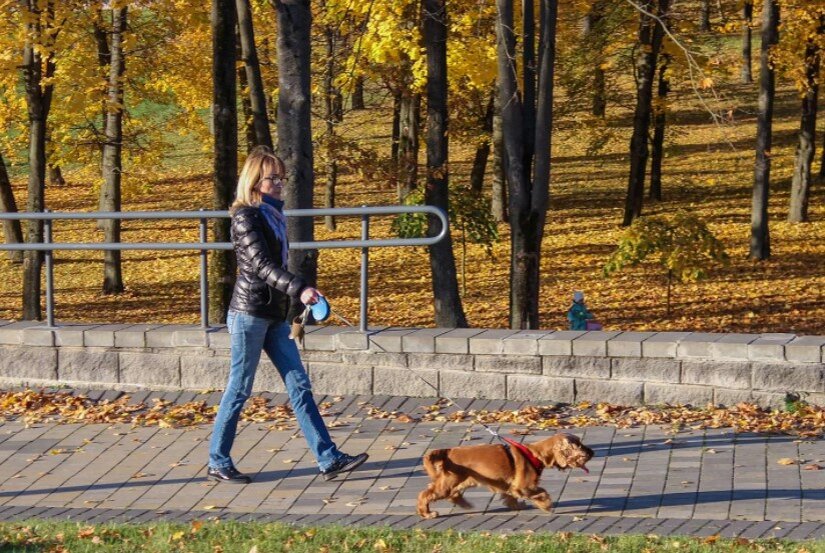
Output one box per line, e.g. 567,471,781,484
710,334,758,360
369,328,420,353
401,328,452,353
749,333,796,362
302,326,348,351
543,357,610,379
572,331,622,356
114,324,162,348
208,326,230,350
0,321,43,345
181,355,230,390
645,383,713,406
145,325,177,348
58,348,118,384
611,358,680,383
374,367,438,397
502,330,554,356
54,324,101,347
440,370,505,399
507,375,574,403
341,351,407,368
0,346,57,380
607,332,656,357
21,326,55,346
253,358,287,393
676,333,722,358
119,352,180,387
642,332,691,358
538,331,585,356
714,388,784,409
84,324,133,347
435,328,485,354
468,329,520,354
172,326,209,347
575,378,643,405
752,362,825,393
307,363,372,395
336,330,370,350
475,355,541,374
407,353,474,371
681,360,750,389
300,351,343,363
785,336,825,364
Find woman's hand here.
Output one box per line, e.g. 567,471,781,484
300,287,322,305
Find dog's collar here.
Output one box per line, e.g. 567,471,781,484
501,436,544,475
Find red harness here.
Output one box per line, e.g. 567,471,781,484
501,436,544,475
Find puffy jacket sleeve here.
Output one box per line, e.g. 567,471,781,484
232,208,307,298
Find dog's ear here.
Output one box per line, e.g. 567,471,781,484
532,435,567,468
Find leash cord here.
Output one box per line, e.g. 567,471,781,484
311,301,505,441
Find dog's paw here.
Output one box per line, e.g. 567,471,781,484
421,511,439,519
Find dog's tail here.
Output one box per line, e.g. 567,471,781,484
422,449,449,479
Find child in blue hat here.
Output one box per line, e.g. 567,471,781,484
567,291,596,331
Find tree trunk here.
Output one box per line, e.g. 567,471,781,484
351,76,365,109
391,91,401,167
324,26,337,230
650,51,670,202
521,0,536,182
48,165,65,186
700,0,711,31
623,0,666,227
751,0,779,260
741,1,753,83
236,26,255,152
21,0,56,321
100,6,127,295
470,91,495,194
423,0,467,328
496,0,556,329
585,1,607,117
275,0,316,322
788,21,821,223
211,0,239,324
0,152,23,263
491,89,507,222
397,93,420,202
236,0,273,149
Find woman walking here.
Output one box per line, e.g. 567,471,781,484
207,146,368,484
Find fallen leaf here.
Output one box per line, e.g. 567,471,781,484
777,458,798,466
803,464,822,471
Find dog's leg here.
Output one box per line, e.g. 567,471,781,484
449,492,473,509
418,480,464,519
527,487,552,512
417,484,440,519
501,493,521,511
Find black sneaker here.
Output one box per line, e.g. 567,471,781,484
207,465,251,484
321,453,369,481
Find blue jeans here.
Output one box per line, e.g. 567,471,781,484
208,310,341,471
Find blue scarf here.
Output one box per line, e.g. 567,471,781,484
259,195,288,269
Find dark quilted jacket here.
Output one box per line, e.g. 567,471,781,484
228,206,307,320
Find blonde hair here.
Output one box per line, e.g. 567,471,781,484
230,145,286,213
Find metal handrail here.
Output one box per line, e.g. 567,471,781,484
0,205,448,331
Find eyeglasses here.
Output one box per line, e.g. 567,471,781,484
261,175,284,186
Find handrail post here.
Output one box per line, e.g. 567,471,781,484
199,210,209,329
360,206,368,332
44,209,55,328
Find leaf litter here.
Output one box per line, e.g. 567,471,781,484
4,390,825,439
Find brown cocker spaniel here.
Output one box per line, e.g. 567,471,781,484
417,433,594,518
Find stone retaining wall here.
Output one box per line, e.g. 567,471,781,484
1,320,824,408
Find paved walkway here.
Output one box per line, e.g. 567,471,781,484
1,390,825,540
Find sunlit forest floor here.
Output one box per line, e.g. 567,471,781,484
0,81,823,334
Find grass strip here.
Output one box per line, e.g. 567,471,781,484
0,520,818,552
